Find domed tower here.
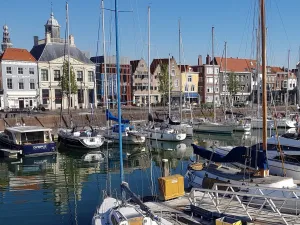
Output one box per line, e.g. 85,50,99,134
45,12,60,39
1,25,13,52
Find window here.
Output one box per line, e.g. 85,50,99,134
77,71,83,82
6,67,12,74
55,89,62,104
41,69,48,81
171,69,175,76
29,68,34,75
30,79,35,89
19,79,24,89
54,70,60,81
188,75,192,82
185,85,188,91
18,67,23,74
42,89,49,104
174,79,179,87
7,78,12,89
191,85,195,91
88,71,94,82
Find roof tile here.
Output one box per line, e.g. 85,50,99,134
1,48,36,62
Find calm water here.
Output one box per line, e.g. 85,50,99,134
0,130,286,225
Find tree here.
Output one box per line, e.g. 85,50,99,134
59,60,78,95
227,72,240,96
158,63,172,106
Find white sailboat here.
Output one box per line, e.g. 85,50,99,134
93,5,174,225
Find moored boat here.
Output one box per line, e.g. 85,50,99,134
0,125,56,157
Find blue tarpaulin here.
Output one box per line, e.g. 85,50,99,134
106,109,130,124
184,93,199,98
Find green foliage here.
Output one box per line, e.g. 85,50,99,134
59,60,78,95
227,72,240,95
158,63,172,104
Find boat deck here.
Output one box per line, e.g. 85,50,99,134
0,148,22,158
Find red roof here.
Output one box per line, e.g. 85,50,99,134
268,66,283,73
1,48,36,62
215,57,257,72
150,58,169,74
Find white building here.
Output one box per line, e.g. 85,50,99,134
30,12,96,110
0,48,38,109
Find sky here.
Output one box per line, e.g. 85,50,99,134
0,0,299,68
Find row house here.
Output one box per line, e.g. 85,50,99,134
130,58,160,105
214,56,255,104
179,65,200,104
91,55,131,105
192,55,220,105
0,48,38,109
150,57,181,104
30,12,96,110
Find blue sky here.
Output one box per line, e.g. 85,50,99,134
0,0,298,68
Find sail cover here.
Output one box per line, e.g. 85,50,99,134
191,144,268,170
106,109,130,124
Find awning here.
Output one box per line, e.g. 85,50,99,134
184,92,199,98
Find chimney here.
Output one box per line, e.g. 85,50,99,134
198,55,203,66
46,32,51,44
206,54,211,65
34,36,39,46
69,35,75,46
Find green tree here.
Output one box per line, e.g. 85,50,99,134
158,63,172,105
227,72,240,96
59,60,78,95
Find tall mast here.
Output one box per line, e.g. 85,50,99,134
66,2,71,114
102,0,108,113
261,0,269,176
114,0,124,182
256,28,260,118
224,41,227,117
168,54,171,118
147,6,151,114
179,19,182,122
286,49,290,129
212,26,216,123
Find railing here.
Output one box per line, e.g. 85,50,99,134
189,183,300,225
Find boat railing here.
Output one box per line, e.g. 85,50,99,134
189,183,300,225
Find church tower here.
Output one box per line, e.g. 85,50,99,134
45,12,60,39
1,25,13,52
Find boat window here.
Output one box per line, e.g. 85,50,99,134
21,131,44,144
4,130,13,140
111,215,119,225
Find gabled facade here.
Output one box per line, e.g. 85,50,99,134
130,58,160,106
0,48,37,109
179,65,200,104
30,12,96,110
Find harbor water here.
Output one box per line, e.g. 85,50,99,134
0,130,286,225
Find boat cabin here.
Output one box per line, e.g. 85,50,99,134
109,207,156,225
2,126,53,145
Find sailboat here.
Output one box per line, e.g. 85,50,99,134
186,0,300,203
57,3,105,150
92,4,173,225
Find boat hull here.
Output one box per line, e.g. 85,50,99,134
193,123,233,134
0,136,56,156
147,130,186,141
58,135,104,150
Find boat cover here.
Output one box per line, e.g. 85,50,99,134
168,117,181,125
106,109,130,124
191,144,268,170
148,113,164,123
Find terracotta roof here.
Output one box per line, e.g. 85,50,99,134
150,58,169,74
268,66,283,73
215,57,256,72
1,48,36,62
178,65,193,73
130,60,140,74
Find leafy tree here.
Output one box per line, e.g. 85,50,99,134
158,63,172,105
227,72,240,96
59,60,78,95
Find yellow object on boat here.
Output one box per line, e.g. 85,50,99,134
215,217,242,225
158,174,184,201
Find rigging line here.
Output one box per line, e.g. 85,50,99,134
237,0,253,58
243,0,255,58
274,0,291,50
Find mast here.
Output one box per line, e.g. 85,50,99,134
66,2,71,114
256,28,260,118
224,41,227,117
261,0,269,176
286,49,290,129
168,54,171,119
212,26,216,123
102,0,108,112
179,19,182,122
147,6,151,114
114,0,124,182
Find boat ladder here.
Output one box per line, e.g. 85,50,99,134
189,183,300,225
